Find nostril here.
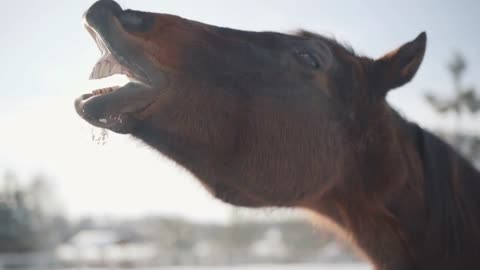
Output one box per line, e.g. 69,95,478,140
120,10,143,27
119,10,154,32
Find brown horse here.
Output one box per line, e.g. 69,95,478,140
75,1,480,269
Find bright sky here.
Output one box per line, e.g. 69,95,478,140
1,0,479,223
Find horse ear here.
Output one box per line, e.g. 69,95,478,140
371,32,427,95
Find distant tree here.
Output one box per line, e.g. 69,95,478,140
0,171,36,252
0,171,69,252
425,53,480,161
426,53,480,115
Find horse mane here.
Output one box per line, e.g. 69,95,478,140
412,122,480,256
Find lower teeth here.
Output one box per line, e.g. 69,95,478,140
87,74,130,95
92,87,116,96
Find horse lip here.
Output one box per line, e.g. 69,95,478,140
74,94,109,129
83,0,123,27
75,80,158,133
83,20,152,86
75,0,165,132
83,0,153,86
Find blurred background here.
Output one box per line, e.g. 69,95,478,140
0,0,478,269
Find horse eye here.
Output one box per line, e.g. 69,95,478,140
296,51,320,69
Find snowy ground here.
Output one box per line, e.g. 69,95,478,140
64,264,370,270
158,265,369,270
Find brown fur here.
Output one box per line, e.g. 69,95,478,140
78,2,480,269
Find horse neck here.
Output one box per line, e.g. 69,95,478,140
413,123,480,254
309,112,480,268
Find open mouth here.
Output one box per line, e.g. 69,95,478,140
75,2,158,134
76,23,149,105
75,25,144,131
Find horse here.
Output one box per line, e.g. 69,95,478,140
75,1,480,269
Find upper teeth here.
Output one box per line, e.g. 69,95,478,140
90,53,133,80
87,52,135,96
